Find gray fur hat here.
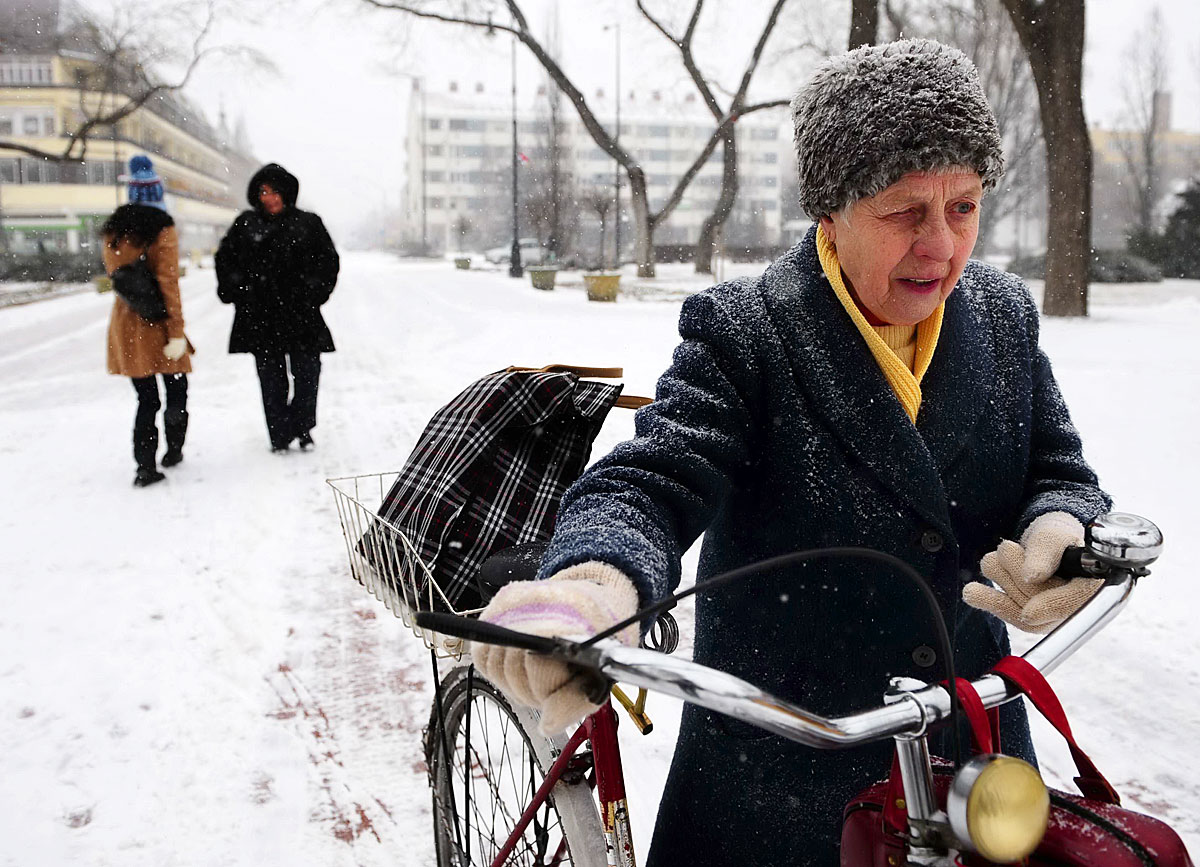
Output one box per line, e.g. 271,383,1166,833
791,38,1003,219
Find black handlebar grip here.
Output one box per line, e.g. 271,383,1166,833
1056,545,1090,579
416,611,561,654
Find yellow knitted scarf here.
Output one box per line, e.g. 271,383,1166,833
815,224,944,423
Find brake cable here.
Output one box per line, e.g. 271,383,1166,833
578,547,964,768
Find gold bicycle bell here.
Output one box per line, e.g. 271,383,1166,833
946,754,1050,862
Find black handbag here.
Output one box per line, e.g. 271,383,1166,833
112,255,167,322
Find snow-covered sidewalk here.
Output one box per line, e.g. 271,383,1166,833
0,253,1196,864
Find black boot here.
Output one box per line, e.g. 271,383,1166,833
134,466,166,487
133,417,164,487
162,407,188,467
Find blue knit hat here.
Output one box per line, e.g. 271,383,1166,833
126,155,167,210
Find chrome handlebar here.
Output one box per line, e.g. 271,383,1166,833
564,572,1136,749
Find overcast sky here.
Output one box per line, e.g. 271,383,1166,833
82,0,1200,239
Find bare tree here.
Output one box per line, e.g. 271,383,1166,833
453,213,473,252
849,0,880,47
636,1,792,274
1000,0,1091,317
360,0,783,277
0,0,268,163
582,186,613,270
1113,7,1171,240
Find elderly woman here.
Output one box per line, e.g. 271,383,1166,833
474,39,1110,865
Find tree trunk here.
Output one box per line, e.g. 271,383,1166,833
695,133,739,274
849,0,879,48
1040,96,1092,316
1001,0,1090,317
627,167,656,277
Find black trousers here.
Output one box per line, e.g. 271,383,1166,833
130,373,189,470
253,351,321,448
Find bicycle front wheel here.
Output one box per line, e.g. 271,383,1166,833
427,666,607,867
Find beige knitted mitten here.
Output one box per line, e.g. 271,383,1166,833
1019,511,1087,584
471,561,639,734
964,533,1102,634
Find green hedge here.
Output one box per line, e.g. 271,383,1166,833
1007,249,1163,283
0,252,105,283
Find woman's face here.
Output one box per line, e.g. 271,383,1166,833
819,170,983,326
259,184,285,216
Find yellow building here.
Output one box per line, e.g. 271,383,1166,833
0,0,256,258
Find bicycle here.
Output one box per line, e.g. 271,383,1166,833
413,512,1194,867
329,469,675,867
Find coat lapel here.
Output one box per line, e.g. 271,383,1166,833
915,275,995,476
760,229,967,534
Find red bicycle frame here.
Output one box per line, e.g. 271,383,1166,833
490,701,632,867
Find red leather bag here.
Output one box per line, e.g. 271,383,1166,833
841,658,1193,866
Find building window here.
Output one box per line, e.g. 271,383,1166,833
428,197,444,209
42,115,55,135
0,59,53,85
649,149,670,161
0,117,11,135
82,161,116,185
428,118,442,130
647,125,670,137
455,145,486,158
750,127,779,141
426,170,445,182
23,116,39,135
21,158,59,183
449,118,486,131
427,145,443,156
762,152,778,164
0,158,17,183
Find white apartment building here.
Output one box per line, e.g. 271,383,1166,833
402,79,791,257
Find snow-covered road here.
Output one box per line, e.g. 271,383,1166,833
1,254,1197,864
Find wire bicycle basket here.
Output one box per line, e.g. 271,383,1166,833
327,472,483,658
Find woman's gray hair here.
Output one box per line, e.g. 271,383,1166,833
791,38,1003,220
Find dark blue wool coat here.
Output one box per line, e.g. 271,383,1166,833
539,226,1111,866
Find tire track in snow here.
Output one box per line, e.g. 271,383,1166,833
265,572,436,864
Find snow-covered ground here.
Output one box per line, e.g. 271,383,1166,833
0,254,1196,865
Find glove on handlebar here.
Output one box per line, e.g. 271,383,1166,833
1019,511,1086,584
964,537,1103,634
472,561,639,735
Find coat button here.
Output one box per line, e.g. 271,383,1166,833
920,530,944,553
912,645,937,667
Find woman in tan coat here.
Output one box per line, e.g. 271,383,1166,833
102,201,194,487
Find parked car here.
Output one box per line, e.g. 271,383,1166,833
484,238,549,266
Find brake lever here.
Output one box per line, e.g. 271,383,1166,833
415,611,614,704
417,611,561,654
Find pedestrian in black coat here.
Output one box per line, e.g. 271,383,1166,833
470,40,1113,866
215,163,339,451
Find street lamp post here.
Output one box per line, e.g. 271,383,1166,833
604,23,621,271
509,31,523,279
